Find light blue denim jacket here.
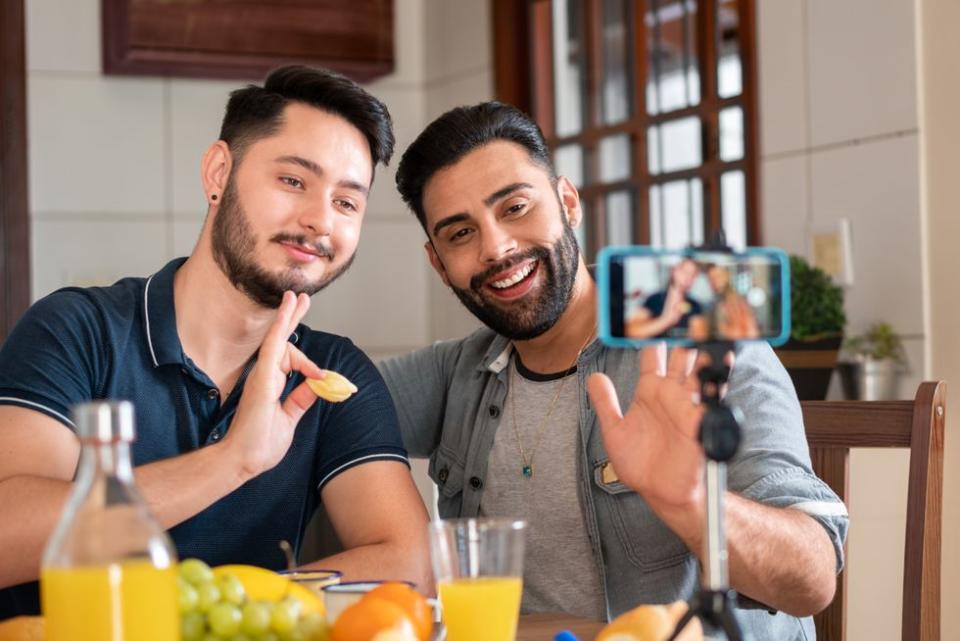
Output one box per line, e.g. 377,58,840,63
380,329,848,640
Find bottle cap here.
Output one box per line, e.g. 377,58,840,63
73,401,136,443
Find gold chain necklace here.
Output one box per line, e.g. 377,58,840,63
509,330,594,479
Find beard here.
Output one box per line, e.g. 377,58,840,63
210,179,355,308
449,216,581,341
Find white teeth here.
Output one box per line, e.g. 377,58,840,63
490,262,536,289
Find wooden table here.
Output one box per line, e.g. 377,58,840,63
516,612,604,640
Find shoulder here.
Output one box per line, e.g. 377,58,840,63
16,278,144,337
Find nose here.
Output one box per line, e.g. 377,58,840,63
478,221,518,264
298,198,335,237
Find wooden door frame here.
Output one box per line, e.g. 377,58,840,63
0,0,30,342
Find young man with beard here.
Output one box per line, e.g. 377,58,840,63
381,103,848,638
0,66,431,617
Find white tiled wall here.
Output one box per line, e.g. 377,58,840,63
758,1,923,638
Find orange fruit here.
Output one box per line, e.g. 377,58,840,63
0,616,45,641
366,582,433,641
330,596,418,641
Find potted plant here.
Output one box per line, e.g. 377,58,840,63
775,255,846,400
841,322,907,400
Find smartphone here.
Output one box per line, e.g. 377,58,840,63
597,246,791,347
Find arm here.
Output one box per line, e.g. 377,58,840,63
0,291,324,588
587,346,840,616
0,408,250,588
303,461,433,593
379,343,453,458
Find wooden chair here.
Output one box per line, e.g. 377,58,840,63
801,381,946,641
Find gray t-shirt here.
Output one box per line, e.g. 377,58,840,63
479,356,606,620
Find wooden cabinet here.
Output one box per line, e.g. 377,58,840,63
102,0,394,81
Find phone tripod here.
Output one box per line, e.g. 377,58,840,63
666,341,750,641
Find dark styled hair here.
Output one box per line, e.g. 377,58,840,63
219,65,394,170
395,102,555,230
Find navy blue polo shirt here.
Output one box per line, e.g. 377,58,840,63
0,258,408,618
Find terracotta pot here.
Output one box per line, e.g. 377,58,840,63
774,336,843,401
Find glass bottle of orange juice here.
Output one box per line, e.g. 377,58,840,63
41,401,180,641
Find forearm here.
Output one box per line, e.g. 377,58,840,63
0,476,72,587
302,538,434,595
0,442,249,588
134,441,249,529
655,492,837,616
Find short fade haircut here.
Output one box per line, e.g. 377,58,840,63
396,101,556,230
219,65,394,172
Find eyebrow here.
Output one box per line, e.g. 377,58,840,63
274,155,369,196
431,182,535,238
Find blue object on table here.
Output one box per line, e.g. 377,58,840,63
554,631,581,641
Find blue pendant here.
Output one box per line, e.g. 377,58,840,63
522,465,533,478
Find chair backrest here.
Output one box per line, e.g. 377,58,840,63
801,381,946,641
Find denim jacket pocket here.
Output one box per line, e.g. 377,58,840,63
592,459,691,571
430,446,467,514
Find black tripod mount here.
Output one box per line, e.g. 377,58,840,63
666,340,750,641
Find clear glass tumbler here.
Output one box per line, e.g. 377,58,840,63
429,518,526,641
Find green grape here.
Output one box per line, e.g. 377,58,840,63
270,599,300,635
196,581,222,613
178,577,200,614
278,628,305,641
181,611,207,641
201,636,220,641
218,574,246,605
298,612,328,641
179,558,215,585
229,636,252,641
260,634,281,641
240,601,271,636
208,602,243,637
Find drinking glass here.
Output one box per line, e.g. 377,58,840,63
429,518,526,641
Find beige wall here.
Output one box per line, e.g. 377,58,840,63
916,0,960,638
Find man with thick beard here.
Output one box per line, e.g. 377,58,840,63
381,102,848,638
0,66,431,617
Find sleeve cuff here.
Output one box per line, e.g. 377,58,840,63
316,451,410,492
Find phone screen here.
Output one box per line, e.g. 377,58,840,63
598,247,790,347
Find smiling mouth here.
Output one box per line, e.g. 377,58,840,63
278,240,330,261
484,259,539,296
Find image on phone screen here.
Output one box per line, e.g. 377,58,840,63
599,247,790,347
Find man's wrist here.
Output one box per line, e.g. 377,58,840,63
647,495,706,556
213,437,260,485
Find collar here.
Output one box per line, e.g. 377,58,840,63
143,257,189,367
479,330,603,375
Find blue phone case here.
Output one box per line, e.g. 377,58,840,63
596,245,792,348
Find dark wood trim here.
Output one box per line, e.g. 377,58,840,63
101,0,394,82
0,0,31,342
493,0,533,114
808,447,849,641
740,0,762,244
902,381,944,641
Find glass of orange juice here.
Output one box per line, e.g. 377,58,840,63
429,518,526,641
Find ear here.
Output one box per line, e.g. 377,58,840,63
424,241,451,287
201,141,233,204
556,176,583,229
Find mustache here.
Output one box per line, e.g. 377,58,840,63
469,246,549,290
270,233,334,259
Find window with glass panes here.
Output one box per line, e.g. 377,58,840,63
494,0,759,261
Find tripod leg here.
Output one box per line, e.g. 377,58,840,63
665,607,697,641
